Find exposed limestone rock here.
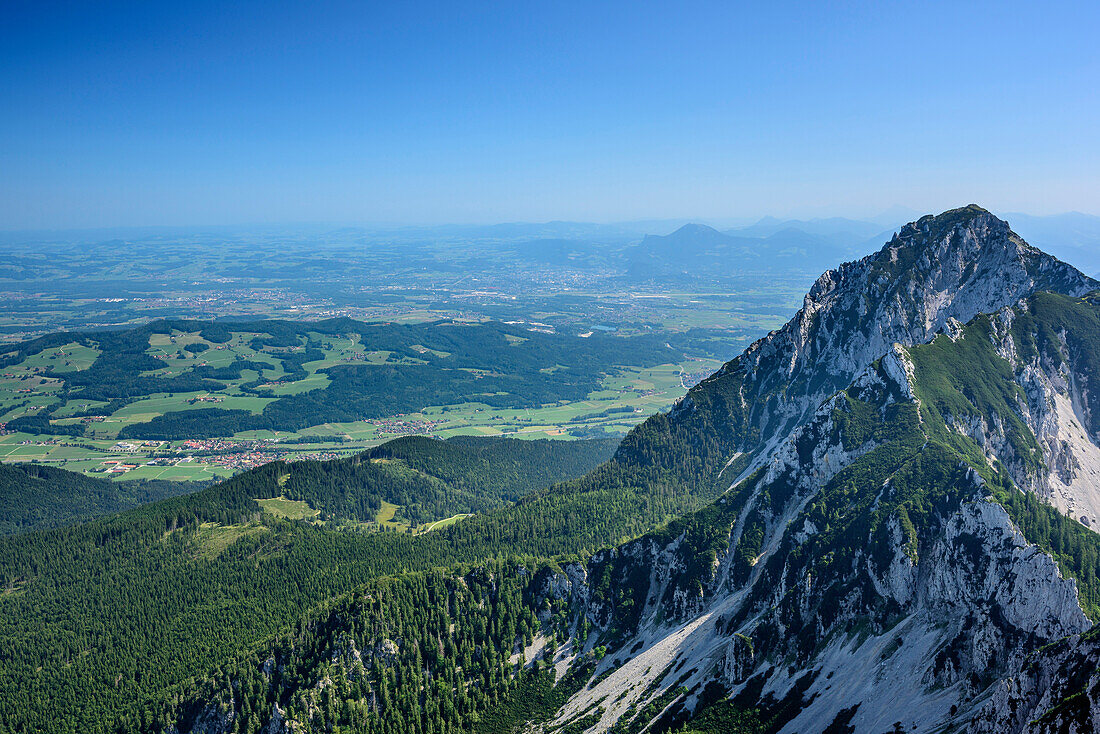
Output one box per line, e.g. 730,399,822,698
701,206,1097,479
941,311,1100,531
549,289,1098,733
371,638,399,667
260,704,289,734
968,630,1100,733
168,697,236,734
721,633,754,683
881,343,918,400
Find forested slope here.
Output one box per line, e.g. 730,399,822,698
0,435,634,732
0,463,202,535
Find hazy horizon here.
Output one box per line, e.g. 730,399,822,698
1,206,1098,241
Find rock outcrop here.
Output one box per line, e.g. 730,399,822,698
545,208,1100,733
969,628,1100,733
620,206,1097,488
549,352,1093,732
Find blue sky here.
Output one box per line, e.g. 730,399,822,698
2,0,1097,228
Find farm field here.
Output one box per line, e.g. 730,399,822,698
0,225,812,347
0,317,728,480
256,496,320,520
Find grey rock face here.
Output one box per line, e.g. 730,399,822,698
977,305,1100,529
548,206,1100,732
685,206,1097,478
968,631,1100,734
168,698,236,734
721,633,755,683
552,356,1093,733
260,704,289,734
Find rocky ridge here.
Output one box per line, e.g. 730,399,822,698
544,348,1094,732
969,626,1100,733
540,209,1100,732
617,205,1097,490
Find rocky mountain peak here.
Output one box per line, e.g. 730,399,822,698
774,210,1083,442
641,206,1098,485
802,205,1087,315
555,278,1100,734
898,203,998,242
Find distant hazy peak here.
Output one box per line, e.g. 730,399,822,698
643,222,729,241
671,222,721,235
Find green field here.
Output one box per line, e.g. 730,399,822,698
0,320,724,480
190,522,271,559
256,496,320,520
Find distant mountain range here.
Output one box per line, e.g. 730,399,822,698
621,210,1100,281
623,220,893,277
5,211,1099,288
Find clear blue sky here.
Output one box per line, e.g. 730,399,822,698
2,0,1097,228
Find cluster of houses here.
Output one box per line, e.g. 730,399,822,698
369,417,444,436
